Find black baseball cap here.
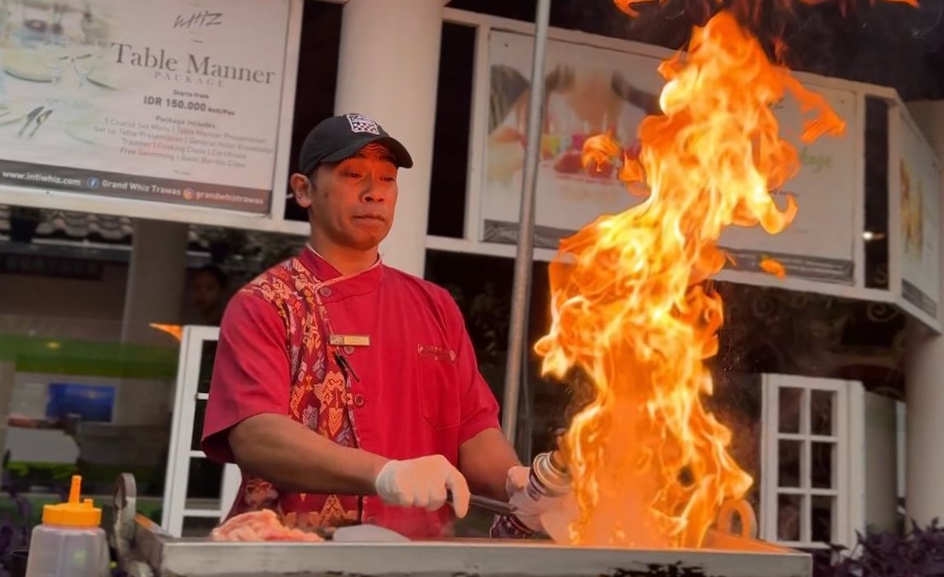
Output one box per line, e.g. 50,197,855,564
297,113,414,175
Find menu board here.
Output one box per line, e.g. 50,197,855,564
0,0,292,214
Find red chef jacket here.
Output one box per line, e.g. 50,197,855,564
201,247,501,538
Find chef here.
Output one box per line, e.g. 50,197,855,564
201,113,559,539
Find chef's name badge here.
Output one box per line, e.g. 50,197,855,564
329,334,371,347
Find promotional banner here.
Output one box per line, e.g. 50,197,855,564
0,0,291,214
481,30,859,285
898,115,941,319
719,86,857,285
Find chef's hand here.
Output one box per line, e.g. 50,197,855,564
505,465,568,533
374,455,471,517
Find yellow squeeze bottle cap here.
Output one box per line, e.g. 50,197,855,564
42,475,102,528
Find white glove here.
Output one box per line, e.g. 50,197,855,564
374,455,471,517
505,465,568,533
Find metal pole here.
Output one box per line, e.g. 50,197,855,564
501,0,553,447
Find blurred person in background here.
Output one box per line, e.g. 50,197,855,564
188,265,229,326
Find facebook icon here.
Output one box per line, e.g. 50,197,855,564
87,177,100,189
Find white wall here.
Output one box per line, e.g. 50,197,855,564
0,263,128,320
0,263,129,341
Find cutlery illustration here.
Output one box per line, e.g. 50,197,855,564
17,106,43,138
28,109,53,138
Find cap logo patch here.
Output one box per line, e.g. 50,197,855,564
346,113,380,135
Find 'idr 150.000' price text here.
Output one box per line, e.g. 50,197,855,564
143,95,207,112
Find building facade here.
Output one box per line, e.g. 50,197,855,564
0,0,941,552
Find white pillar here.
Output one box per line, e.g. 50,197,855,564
905,318,944,526
904,101,944,527
121,219,189,345
333,0,444,277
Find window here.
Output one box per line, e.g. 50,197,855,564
760,374,865,549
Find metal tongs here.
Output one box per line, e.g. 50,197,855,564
448,491,517,516
310,494,516,542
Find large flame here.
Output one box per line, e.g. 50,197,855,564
534,10,844,548
614,0,916,18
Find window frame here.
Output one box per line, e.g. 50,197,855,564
759,373,865,550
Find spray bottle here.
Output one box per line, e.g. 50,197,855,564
490,435,572,539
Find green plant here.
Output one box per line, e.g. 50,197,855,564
814,521,944,577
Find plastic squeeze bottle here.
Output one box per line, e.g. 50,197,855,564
25,475,110,577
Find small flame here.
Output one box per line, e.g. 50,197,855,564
536,9,845,548
150,323,183,342
759,257,787,279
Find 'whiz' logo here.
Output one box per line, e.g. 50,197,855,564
346,114,381,135
173,10,223,29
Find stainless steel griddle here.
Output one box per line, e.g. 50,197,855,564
111,473,812,577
